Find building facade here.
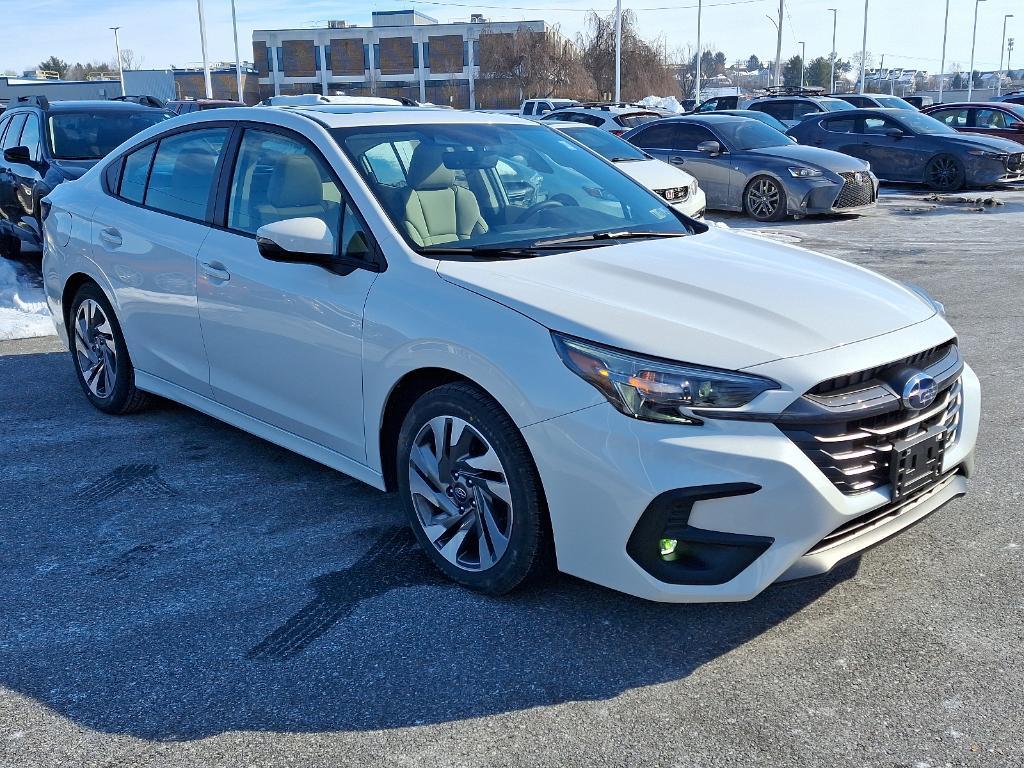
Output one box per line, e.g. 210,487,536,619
252,10,545,109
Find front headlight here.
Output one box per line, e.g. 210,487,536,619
967,149,1008,160
788,166,824,178
552,333,779,424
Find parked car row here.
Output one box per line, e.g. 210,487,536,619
39,104,980,602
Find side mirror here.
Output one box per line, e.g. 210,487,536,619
3,146,32,164
884,127,905,139
696,140,722,156
256,217,335,267
1013,123,1024,131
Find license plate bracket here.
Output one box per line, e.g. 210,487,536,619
890,426,946,500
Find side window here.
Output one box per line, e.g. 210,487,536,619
2,114,27,150
118,143,157,203
536,102,552,115
145,128,228,220
339,204,371,260
674,124,717,151
364,142,407,185
629,123,677,150
227,128,341,239
931,108,967,127
751,101,794,121
0,116,11,147
793,102,822,120
523,102,535,116
822,117,856,133
19,115,42,162
976,109,1011,129
860,117,893,135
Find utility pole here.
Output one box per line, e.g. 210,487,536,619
230,0,244,101
774,0,784,87
999,14,1014,97
938,0,950,102
829,8,837,93
968,0,987,101
799,41,805,89
196,0,213,99
859,0,869,94
614,0,621,102
694,0,703,102
110,26,126,96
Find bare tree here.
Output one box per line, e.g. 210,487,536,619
119,49,143,71
578,10,678,100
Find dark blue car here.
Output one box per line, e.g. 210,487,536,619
787,108,1024,191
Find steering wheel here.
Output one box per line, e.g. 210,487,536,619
518,199,566,223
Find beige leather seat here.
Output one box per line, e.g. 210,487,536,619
256,153,335,230
401,144,488,246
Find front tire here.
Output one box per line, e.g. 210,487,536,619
744,175,788,222
396,382,553,595
925,154,965,191
69,283,151,415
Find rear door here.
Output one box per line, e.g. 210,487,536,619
90,126,230,397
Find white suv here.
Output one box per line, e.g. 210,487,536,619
41,108,979,602
540,103,666,135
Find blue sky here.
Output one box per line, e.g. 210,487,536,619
4,0,1019,75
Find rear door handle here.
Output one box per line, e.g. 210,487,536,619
200,261,230,282
98,228,122,248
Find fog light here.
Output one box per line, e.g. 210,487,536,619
659,538,678,558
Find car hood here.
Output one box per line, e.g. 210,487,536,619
436,227,935,370
51,159,98,180
746,143,869,171
614,158,697,188
942,133,1024,153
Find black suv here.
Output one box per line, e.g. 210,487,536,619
745,87,855,128
0,96,172,258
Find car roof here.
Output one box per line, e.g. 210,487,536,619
15,99,164,113
663,113,750,124
283,108,530,128
923,101,1020,109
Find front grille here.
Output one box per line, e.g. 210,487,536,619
780,377,962,495
1007,152,1024,172
834,171,875,209
809,340,955,396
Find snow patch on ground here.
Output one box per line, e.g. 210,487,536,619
0,258,55,341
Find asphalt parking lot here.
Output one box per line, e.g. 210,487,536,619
1,188,1022,767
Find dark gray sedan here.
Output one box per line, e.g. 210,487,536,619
787,108,1024,191
623,114,877,222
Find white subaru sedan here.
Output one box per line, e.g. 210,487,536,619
42,108,980,602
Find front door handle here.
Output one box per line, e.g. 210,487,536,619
98,227,122,248
200,261,230,282
669,156,686,166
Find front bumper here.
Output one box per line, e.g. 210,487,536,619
522,344,980,603
672,187,707,220
785,171,878,216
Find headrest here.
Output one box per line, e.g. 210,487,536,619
267,153,323,208
406,144,456,191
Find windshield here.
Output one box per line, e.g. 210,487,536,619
559,126,649,162
875,96,914,110
48,110,173,160
896,111,957,135
716,119,790,150
333,122,692,254
820,98,856,112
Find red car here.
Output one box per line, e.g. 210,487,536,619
922,102,1024,143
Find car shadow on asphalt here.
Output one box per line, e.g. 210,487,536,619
0,349,860,739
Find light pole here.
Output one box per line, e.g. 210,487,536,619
774,0,784,87
196,0,213,99
938,0,950,102
799,41,806,89
967,0,987,101
766,15,779,87
614,0,621,102
999,14,1014,97
694,0,703,103
110,26,126,96
859,0,869,94
230,0,243,101
828,8,837,93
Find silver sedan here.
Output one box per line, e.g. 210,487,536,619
624,114,878,222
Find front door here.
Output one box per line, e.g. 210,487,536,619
196,127,378,461
852,116,925,181
665,123,733,207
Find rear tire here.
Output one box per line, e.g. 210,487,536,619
68,283,151,415
0,231,20,260
396,382,553,595
744,175,788,222
925,154,965,191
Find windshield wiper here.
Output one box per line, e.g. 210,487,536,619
532,230,690,246
419,245,562,259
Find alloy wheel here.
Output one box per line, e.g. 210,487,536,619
747,178,781,219
74,298,117,398
928,156,960,189
407,415,514,572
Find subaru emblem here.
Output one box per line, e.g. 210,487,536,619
901,371,938,411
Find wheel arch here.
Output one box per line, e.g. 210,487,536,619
61,272,104,336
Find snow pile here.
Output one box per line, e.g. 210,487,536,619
639,95,687,113
0,258,55,341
